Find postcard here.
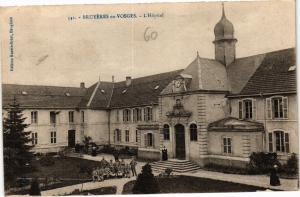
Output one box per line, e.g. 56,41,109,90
0,0,298,196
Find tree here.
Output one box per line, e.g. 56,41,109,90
3,97,34,184
82,135,92,154
132,163,159,194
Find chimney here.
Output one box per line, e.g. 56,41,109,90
126,76,132,86
112,75,115,83
80,82,85,88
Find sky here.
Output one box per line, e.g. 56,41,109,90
0,0,296,88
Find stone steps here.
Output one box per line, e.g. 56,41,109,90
150,160,201,173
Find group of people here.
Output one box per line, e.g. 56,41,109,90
92,157,137,182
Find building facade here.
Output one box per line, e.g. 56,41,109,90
2,7,297,167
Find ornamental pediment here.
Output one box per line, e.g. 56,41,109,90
166,102,192,118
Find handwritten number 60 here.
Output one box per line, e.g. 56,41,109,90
144,27,158,42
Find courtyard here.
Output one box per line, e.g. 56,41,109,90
5,153,298,196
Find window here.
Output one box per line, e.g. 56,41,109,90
133,109,138,122
266,96,288,119
163,124,170,140
32,132,38,145
31,111,38,124
50,111,56,124
223,137,232,154
69,111,74,123
125,130,130,142
144,107,153,122
133,108,142,122
81,111,85,123
190,124,198,141
145,133,154,147
136,130,138,143
123,109,131,122
238,99,256,119
50,131,56,144
116,110,119,122
273,131,289,153
115,129,121,142
274,98,284,118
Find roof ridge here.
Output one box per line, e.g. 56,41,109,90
234,47,295,61
114,69,184,84
2,83,86,89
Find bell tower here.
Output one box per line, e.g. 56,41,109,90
213,4,237,66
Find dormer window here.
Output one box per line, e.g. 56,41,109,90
154,85,159,90
65,92,70,96
22,91,28,95
288,65,296,71
101,89,105,93
122,89,127,94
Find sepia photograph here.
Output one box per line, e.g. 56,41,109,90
0,0,298,195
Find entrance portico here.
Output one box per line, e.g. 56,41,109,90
165,101,192,160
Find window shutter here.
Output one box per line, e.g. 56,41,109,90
144,133,147,147
113,130,115,142
252,99,256,120
152,134,155,148
268,133,273,152
284,133,290,153
283,97,288,119
266,98,272,119
238,100,243,119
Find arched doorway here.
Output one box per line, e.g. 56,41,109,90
175,124,185,159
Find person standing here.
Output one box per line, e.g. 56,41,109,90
164,147,168,160
113,149,119,161
270,164,281,186
163,146,168,161
130,157,137,176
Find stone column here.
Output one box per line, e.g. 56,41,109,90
185,122,190,160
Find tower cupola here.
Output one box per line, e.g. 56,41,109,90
213,3,237,66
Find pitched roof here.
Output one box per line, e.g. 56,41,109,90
161,56,228,94
78,81,114,109
2,70,182,109
227,54,265,94
109,70,183,108
2,84,87,108
238,48,296,95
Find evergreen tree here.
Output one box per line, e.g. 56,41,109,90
3,97,34,183
132,163,160,194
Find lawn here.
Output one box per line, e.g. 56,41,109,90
122,175,266,194
23,156,100,179
6,155,102,195
67,186,117,195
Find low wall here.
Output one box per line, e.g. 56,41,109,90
191,155,250,168
137,148,160,161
